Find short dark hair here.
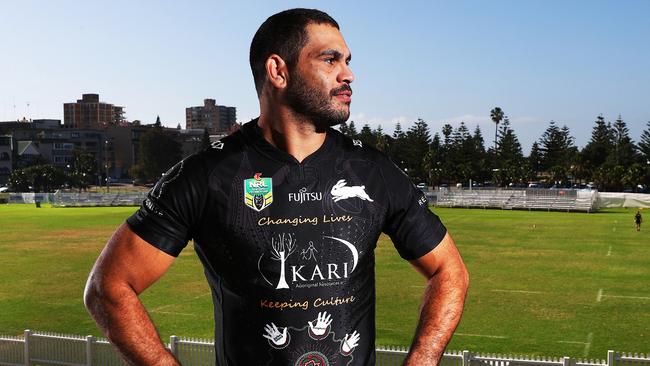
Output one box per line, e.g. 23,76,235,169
249,8,339,95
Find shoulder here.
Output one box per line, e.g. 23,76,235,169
329,128,394,167
190,129,248,173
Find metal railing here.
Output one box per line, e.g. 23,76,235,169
1,330,649,366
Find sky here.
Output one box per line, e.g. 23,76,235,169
2,0,650,151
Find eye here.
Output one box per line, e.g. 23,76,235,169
324,58,335,64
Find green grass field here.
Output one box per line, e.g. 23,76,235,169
0,204,648,358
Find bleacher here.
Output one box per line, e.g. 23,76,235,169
51,192,148,207
436,188,597,212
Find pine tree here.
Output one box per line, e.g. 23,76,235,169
441,124,453,147
528,141,543,179
374,125,388,152
609,115,637,166
393,122,405,140
347,120,358,137
358,124,376,147
538,121,576,183
497,118,525,185
389,122,408,170
639,121,650,161
582,115,613,169
405,119,431,182
471,126,488,183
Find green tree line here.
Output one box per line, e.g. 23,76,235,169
7,111,650,192
340,109,650,192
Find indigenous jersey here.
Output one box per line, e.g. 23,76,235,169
127,119,447,365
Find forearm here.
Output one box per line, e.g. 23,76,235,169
403,267,469,366
84,278,180,366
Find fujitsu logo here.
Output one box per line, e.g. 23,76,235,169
288,187,323,204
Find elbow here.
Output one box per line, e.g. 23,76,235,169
459,263,470,295
83,273,102,315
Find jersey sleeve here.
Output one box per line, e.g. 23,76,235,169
382,161,447,260
126,154,207,257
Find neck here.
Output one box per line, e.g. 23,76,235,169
257,104,327,163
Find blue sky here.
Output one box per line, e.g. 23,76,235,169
2,0,649,151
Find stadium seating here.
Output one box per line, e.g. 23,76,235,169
51,192,148,207
436,189,597,212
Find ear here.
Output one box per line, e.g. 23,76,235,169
265,54,289,90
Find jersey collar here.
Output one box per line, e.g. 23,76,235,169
242,118,334,165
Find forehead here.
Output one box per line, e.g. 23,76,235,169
301,23,350,58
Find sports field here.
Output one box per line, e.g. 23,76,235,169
0,204,648,358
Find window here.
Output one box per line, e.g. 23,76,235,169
54,143,74,150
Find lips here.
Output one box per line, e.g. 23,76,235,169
332,85,353,102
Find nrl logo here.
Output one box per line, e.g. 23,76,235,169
244,173,273,211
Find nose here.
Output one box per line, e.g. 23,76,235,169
338,63,354,84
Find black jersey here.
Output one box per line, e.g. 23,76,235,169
127,119,447,366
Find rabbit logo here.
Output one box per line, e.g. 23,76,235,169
330,179,373,203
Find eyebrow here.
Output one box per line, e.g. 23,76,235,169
318,49,352,62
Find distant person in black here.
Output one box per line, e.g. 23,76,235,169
84,8,469,366
635,210,642,231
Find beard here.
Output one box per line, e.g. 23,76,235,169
285,72,351,131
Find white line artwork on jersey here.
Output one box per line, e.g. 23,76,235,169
269,233,298,289
307,311,332,340
262,323,290,349
330,179,373,202
323,236,358,272
151,160,184,199
263,311,361,362
258,235,359,290
340,330,361,356
301,241,318,261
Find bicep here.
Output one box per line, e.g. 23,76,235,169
90,223,175,294
408,232,466,280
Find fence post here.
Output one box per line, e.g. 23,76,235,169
562,356,572,366
463,350,471,366
169,335,178,357
23,329,31,366
86,335,94,366
607,350,616,366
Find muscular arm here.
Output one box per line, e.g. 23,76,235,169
403,232,469,366
84,223,180,366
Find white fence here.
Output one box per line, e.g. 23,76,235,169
597,192,650,208
1,330,649,366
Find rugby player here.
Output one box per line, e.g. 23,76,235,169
84,8,469,365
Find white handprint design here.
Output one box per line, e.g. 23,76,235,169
307,311,333,340
263,323,290,349
340,330,360,356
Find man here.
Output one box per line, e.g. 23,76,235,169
84,8,468,366
635,210,642,231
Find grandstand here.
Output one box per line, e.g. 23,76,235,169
435,188,598,212
50,192,148,207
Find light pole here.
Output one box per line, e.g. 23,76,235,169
104,139,110,193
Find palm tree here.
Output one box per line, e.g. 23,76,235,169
490,107,504,151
